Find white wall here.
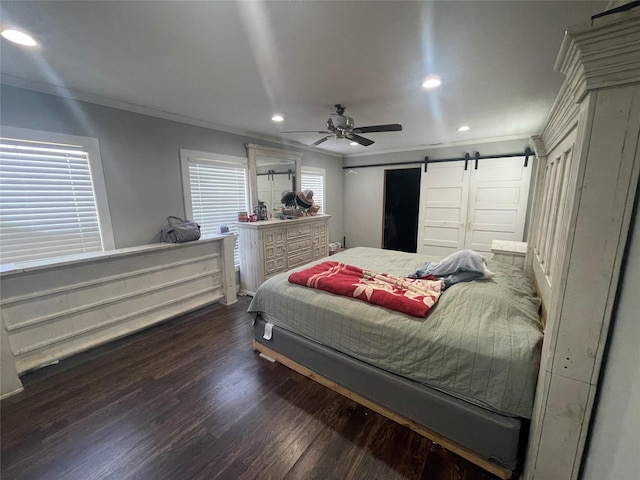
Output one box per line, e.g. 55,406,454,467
342,139,535,249
581,202,640,480
0,85,345,247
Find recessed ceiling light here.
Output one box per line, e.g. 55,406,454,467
1,29,37,47
350,142,358,146
271,114,284,122
457,125,470,132
422,76,441,89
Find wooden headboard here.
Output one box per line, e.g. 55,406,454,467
532,273,548,331
523,7,640,479
527,129,580,333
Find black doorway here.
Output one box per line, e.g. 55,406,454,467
382,168,421,252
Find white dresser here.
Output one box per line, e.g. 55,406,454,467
237,215,331,294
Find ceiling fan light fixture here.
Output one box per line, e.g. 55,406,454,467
349,142,358,146
1,29,37,46
271,114,284,122
457,125,470,132
422,76,441,89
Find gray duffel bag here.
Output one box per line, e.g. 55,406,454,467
160,216,201,243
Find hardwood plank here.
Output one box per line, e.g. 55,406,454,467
346,420,431,479
1,296,506,480
284,403,373,480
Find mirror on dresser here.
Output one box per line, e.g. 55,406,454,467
246,144,303,215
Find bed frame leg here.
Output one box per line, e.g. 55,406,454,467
258,352,276,362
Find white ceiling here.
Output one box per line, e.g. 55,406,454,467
0,1,607,156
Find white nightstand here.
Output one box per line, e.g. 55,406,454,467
490,240,527,270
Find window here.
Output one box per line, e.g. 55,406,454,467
0,127,114,265
301,167,325,214
180,149,249,266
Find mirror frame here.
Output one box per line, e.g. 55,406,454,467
246,143,303,210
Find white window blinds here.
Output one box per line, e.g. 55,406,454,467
301,169,325,214
0,138,105,264
185,156,249,265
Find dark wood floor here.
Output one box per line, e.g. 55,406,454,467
1,296,502,480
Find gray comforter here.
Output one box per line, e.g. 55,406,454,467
248,247,543,418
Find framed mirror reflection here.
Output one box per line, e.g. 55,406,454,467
246,144,302,216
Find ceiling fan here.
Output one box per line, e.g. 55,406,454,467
281,104,402,147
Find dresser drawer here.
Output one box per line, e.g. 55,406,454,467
287,224,312,239
264,243,286,260
287,238,312,254
312,223,327,236
263,229,285,246
312,233,327,245
287,250,313,268
313,244,327,258
265,256,286,275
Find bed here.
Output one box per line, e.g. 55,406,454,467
248,247,543,479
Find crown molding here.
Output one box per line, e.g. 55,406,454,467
555,6,640,102
0,74,344,159
539,78,582,153
540,7,640,152
529,135,547,158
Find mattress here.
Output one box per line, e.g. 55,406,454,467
248,247,543,418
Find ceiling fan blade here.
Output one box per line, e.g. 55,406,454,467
311,136,332,146
352,123,403,134
346,133,374,147
281,130,332,134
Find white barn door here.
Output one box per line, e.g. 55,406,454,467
465,157,531,256
417,156,531,257
416,162,470,256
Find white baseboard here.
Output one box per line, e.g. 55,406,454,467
1,386,24,400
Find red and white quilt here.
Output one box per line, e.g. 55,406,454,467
288,261,444,317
